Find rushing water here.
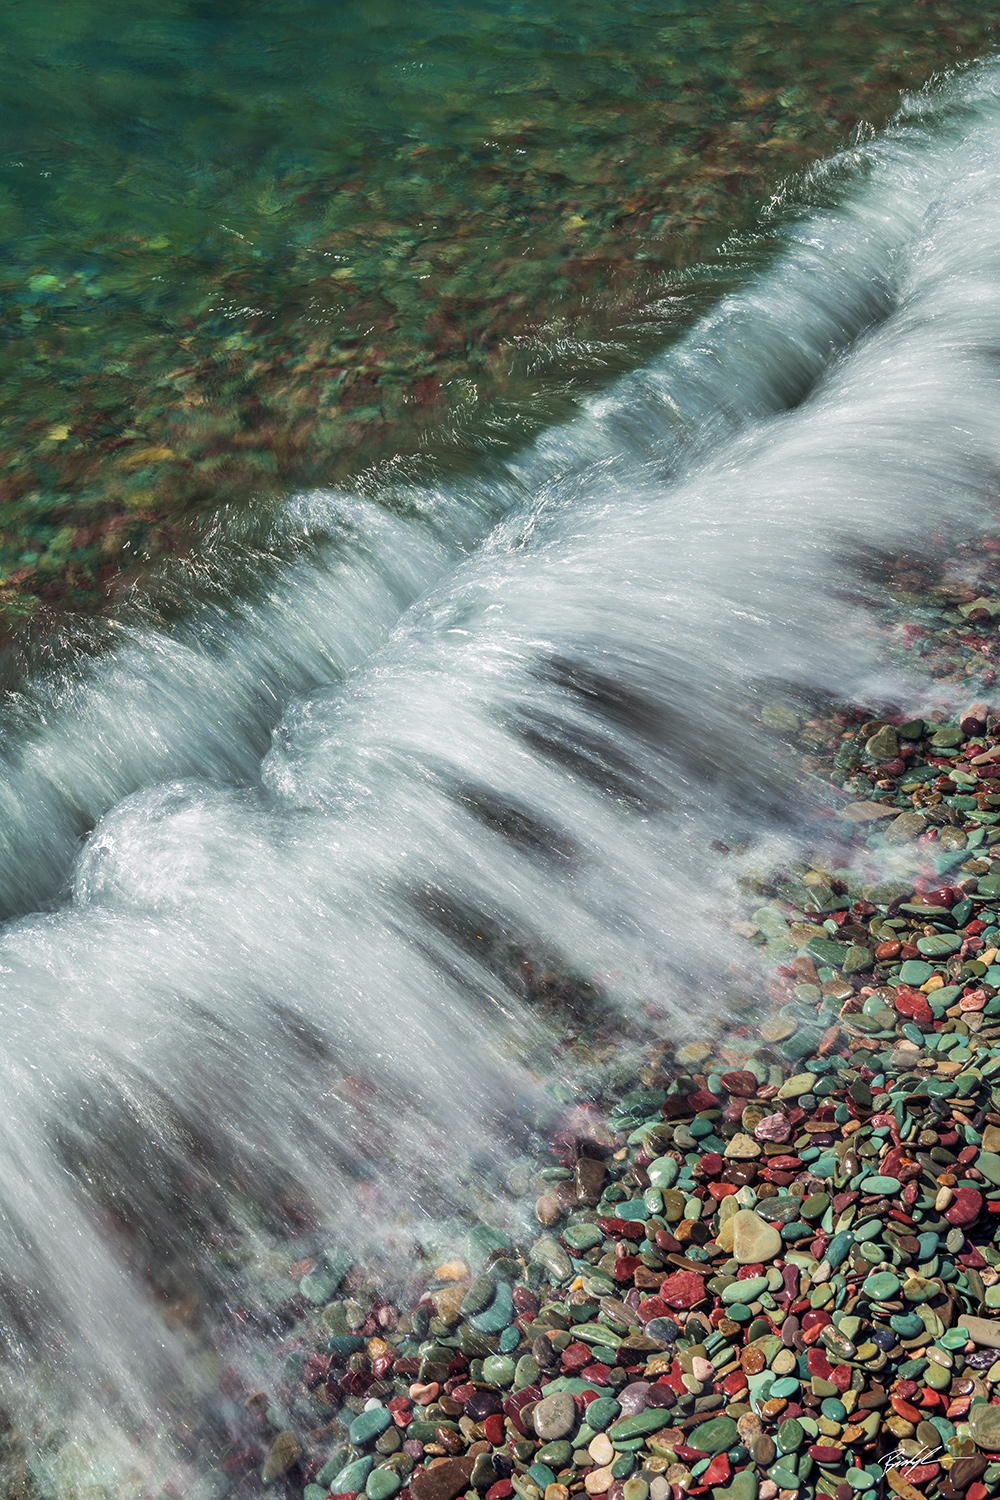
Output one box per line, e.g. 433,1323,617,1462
8,49,1000,1500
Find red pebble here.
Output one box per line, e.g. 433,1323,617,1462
486,1484,513,1500
658,1271,706,1308
703,1457,730,1486
708,1182,738,1201
722,1371,747,1396
561,1343,592,1371
968,1485,987,1500
894,991,933,1022
946,1188,983,1226
809,1446,843,1464
637,1298,670,1324
581,1364,612,1384
905,1467,940,1487
686,1089,718,1112
831,1365,852,1392
806,1348,834,1380
719,1071,757,1096
613,1255,640,1281
891,1396,922,1423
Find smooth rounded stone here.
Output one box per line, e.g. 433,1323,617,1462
334,1458,375,1493
537,1442,574,1468
350,1407,392,1445
724,1134,761,1160
586,1398,622,1431
676,1042,712,1065
968,1403,1000,1450
863,1271,901,1301
564,1222,603,1252
262,1431,302,1484
978,1152,1000,1186
617,1383,652,1417
776,1073,817,1100
713,1474,758,1500
610,1410,675,1440
899,960,935,985
533,1392,578,1442
482,1355,516,1388
589,1434,615,1467
647,1157,680,1190
687,1416,739,1454
472,1280,515,1332
644,1319,678,1345
732,1210,782,1265
367,1471,403,1500
531,1236,573,1282
776,1419,804,1454
722,1276,768,1305
859,1175,900,1195
751,1435,776,1467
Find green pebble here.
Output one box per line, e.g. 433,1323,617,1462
366,1472,402,1500
776,1418,804,1453
858,1176,900,1195
482,1355,516,1387
899,961,934,985
586,1398,622,1430
686,1417,739,1454
722,1276,768,1304
350,1409,391,1445
863,1271,900,1300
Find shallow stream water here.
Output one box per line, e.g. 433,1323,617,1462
6,12,1000,1500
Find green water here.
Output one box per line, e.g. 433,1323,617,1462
0,0,995,633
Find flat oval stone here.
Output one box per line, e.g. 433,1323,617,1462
610,1409,679,1440
350,1408,392,1445
863,1271,901,1301
732,1210,783,1265
859,1175,900,1194
969,1402,1000,1450
776,1419,804,1454
978,1153,1000,1186
721,1276,768,1305
687,1416,739,1454
533,1392,577,1441
945,1188,983,1226
647,1157,679,1190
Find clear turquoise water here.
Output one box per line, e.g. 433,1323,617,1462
0,0,994,635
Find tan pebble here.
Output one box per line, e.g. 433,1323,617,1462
535,1193,563,1226
589,1435,615,1466
665,1466,693,1488
367,1336,392,1359
433,1260,468,1282
935,1186,954,1211
885,1473,924,1500
676,1041,712,1065
585,1466,615,1495
409,1381,440,1405
691,1356,714,1382
431,1286,466,1326
761,1017,797,1043
724,1133,762,1159
738,1414,763,1443
758,1485,779,1500
771,1349,796,1375
545,1488,569,1500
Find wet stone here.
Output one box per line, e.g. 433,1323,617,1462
688,1416,739,1454
533,1392,577,1441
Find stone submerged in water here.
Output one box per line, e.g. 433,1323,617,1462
251,707,1000,1500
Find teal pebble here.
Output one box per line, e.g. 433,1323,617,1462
349,1408,391,1445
